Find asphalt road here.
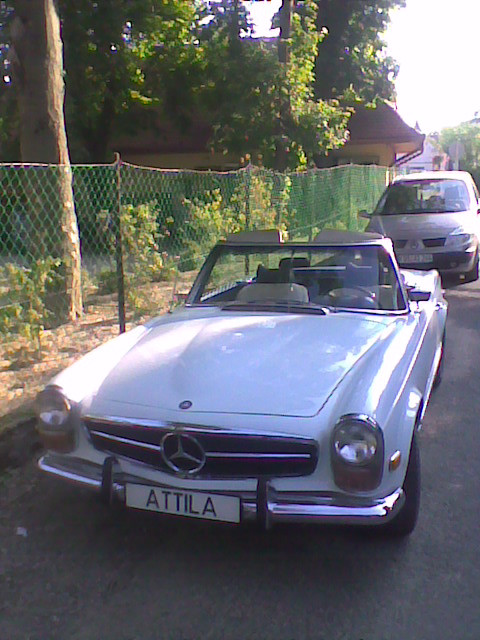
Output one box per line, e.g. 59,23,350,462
1,278,480,640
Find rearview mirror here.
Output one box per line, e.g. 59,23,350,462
408,289,431,303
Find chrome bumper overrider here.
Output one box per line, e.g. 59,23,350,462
38,454,405,528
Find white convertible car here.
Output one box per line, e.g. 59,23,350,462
36,230,447,536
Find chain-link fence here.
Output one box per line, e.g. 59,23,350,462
0,160,391,339
0,159,394,419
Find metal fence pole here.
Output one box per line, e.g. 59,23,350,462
244,163,251,275
245,163,251,231
113,153,126,333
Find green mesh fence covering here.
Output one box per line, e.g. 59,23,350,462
0,160,390,341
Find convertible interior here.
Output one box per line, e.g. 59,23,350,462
197,247,405,311
232,257,403,310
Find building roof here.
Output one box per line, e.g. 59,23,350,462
346,102,424,146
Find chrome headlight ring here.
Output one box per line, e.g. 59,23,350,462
331,414,384,492
36,386,71,430
35,386,76,453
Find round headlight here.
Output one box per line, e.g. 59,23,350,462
334,423,378,465
36,387,71,430
35,386,76,453
331,414,384,492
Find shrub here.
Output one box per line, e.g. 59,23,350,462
0,256,62,353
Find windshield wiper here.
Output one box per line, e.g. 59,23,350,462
219,300,330,315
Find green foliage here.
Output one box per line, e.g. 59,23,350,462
0,0,404,168
95,268,118,295
180,170,295,268
200,0,350,169
0,257,62,352
98,201,168,314
437,124,480,183
183,189,243,262
314,0,405,103
57,0,202,161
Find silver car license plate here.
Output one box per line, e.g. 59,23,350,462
399,253,433,264
126,484,241,523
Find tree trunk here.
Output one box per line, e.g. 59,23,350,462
275,0,294,172
10,0,82,321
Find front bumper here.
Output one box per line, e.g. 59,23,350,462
38,453,405,528
397,248,477,274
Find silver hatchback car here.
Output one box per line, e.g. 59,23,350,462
363,171,480,281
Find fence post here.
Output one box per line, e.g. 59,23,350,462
348,165,356,231
245,163,252,231
244,164,252,275
308,170,314,240
113,152,126,334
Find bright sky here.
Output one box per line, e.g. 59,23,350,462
386,0,480,133
246,0,480,134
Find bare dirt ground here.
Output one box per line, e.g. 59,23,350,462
0,277,194,468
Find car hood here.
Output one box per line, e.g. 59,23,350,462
83,310,397,418
368,211,479,239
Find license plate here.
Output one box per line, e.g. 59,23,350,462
126,484,241,523
399,253,433,264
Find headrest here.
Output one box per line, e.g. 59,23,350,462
278,257,310,282
256,264,280,283
279,257,310,270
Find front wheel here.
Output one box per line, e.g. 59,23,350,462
382,436,421,537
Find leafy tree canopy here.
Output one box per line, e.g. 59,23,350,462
1,0,403,169
198,0,350,169
314,0,405,103
58,0,202,162
437,121,480,185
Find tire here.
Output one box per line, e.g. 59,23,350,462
463,252,479,283
382,436,421,537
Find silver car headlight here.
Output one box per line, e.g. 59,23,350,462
445,229,475,248
35,386,76,453
331,414,384,492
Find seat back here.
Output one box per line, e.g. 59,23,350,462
236,282,309,303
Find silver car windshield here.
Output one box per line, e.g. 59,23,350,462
375,179,471,215
191,244,407,312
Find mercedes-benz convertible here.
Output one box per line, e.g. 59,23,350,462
36,230,447,536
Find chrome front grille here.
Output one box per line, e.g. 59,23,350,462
423,237,446,248
394,238,446,249
83,417,318,479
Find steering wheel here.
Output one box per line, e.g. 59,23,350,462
447,200,465,211
327,287,377,309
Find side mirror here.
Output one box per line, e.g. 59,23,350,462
359,210,371,219
408,289,431,303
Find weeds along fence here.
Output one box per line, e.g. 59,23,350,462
0,159,390,343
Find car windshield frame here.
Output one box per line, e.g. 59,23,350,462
375,178,473,215
186,242,409,314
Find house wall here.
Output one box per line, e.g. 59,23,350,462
331,142,395,167
401,141,449,173
120,151,242,171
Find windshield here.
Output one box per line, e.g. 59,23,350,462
375,179,471,215
189,244,406,312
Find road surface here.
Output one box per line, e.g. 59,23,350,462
1,278,479,640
